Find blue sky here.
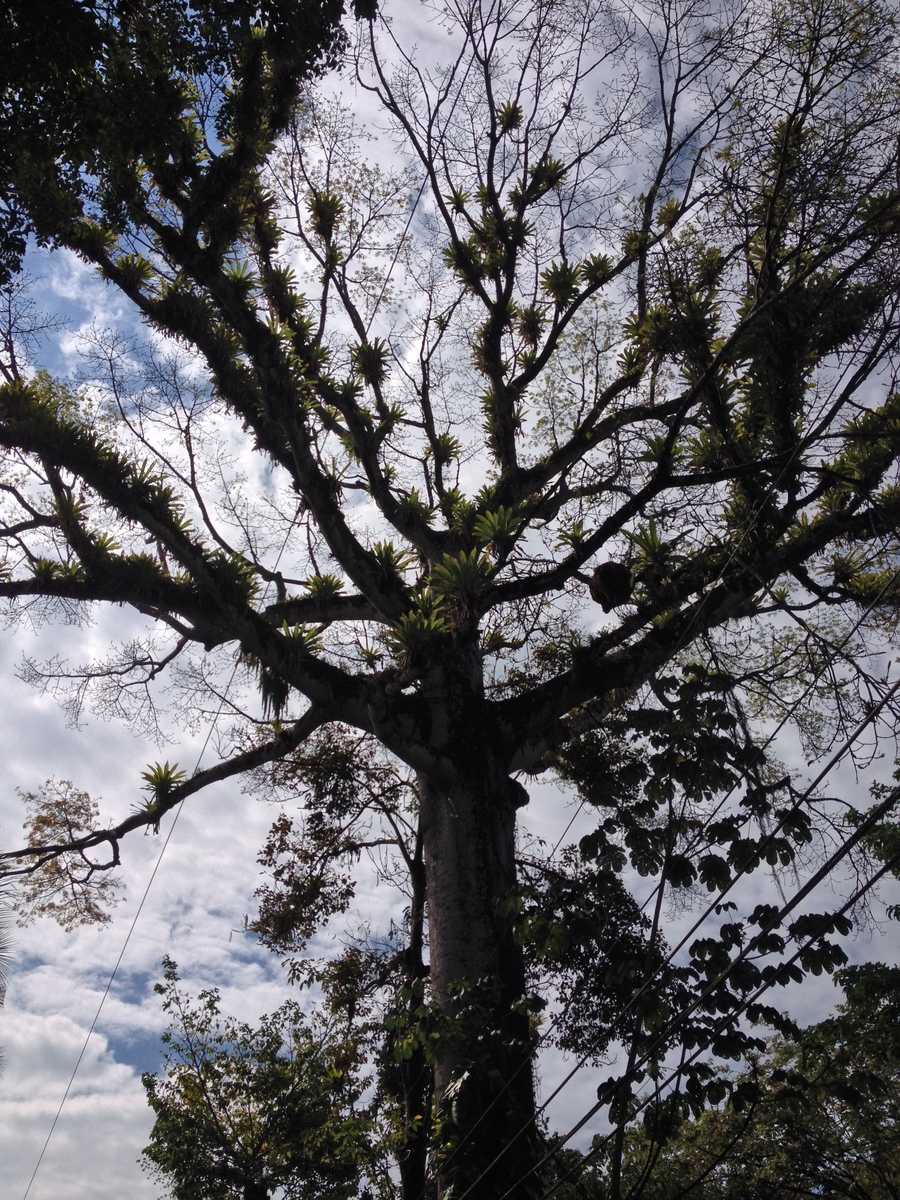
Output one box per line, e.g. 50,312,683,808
3,6,900,1194
2,240,899,1198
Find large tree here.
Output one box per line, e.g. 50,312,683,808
3,0,900,1196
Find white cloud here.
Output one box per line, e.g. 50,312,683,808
0,603,299,1198
3,14,900,1192
0,1010,157,1200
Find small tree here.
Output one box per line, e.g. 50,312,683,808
601,963,900,1200
141,958,381,1200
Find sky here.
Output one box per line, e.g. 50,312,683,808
2,5,900,1199
0,256,324,1198
1,426,895,1200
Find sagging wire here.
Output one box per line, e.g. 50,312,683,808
432,521,900,1190
522,817,900,1200
451,675,900,1200
20,504,305,1200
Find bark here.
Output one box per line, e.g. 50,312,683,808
415,640,541,1199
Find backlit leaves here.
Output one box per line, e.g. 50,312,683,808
14,779,123,929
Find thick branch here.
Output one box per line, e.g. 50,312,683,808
0,706,331,880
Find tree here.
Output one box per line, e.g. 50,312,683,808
600,963,900,1200
2,0,900,1196
141,958,381,1200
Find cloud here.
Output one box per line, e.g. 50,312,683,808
0,604,300,1198
2,139,900,1200
0,1010,157,1200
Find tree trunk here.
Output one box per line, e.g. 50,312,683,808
415,643,541,1199
421,771,538,1197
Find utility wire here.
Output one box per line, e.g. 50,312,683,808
525,674,900,1142
435,561,900,1193
534,778,900,1171
433,443,827,1188
21,132,431,1194
493,790,900,1200
453,676,900,1200
365,176,428,339
528,840,900,1200
20,504,303,1200
20,699,225,1200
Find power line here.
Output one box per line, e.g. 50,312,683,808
435,572,900,1191
453,679,900,1200
428,440,832,1192
20,504,304,1200
542,776,900,1159
527,839,900,1200
365,176,428,339
18,120,429,1190
20,703,223,1200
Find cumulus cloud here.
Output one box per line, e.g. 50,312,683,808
0,1010,156,1200
2,228,899,1198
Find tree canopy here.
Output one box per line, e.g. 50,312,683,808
605,963,900,1200
141,958,380,1200
2,0,900,1196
